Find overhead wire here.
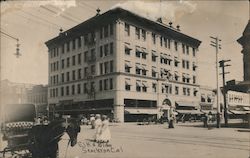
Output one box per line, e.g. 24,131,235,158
40,5,80,24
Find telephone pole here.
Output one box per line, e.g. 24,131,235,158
219,59,231,127
210,36,222,128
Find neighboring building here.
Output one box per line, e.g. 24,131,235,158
45,8,201,122
0,79,34,106
199,86,216,113
27,85,48,116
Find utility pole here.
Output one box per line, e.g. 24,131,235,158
219,59,231,127
210,36,222,128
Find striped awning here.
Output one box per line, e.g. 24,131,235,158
176,102,196,107
176,109,203,115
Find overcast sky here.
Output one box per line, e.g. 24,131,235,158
0,0,249,88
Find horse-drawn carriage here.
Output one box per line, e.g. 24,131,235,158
0,104,81,158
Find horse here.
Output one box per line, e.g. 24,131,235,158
27,118,81,158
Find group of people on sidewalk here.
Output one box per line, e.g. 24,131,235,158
91,114,111,143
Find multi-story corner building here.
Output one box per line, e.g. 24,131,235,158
45,8,201,122
27,85,48,116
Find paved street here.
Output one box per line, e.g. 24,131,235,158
58,122,250,158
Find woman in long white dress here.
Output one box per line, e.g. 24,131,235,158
99,115,111,143
94,114,102,142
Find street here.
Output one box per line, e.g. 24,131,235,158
58,122,250,158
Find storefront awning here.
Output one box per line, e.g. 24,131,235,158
176,102,196,107
229,110,250,115
124,108,158,115
176,109,203,115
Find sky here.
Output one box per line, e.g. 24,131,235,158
0,0,249,89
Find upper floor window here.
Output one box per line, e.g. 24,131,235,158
142,29,146,41
66,57,70,67
174,41,178,51
152,33,156,44
67,41,70,52
72,39,76,50
152,51,158,62
78,53,81,65
125,61,132,73
125,79,131,91
72,55,76,66
110,24,113,36
125,43,132,55
110,42,113,55
135,27,140,39
186,45,189,55
192,48,196,57
125,23,130,36
104,25,109,38
78,37,81,48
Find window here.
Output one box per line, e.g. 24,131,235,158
77,84,81,94
125,62,131,73
100,63,103,75
182,44,185,54
164,37,168,48
136,65,141,75
67,41,70,52
182,60,185,68
186,45,189,55
136,81,141,92
110,42,113,55
152,51,157,62
186,61,190,69
61,73,64,83
141,49,147,59
84,35,88,45
72,39,76,50
83,83,88,94
125,23,130,36
135,27,140,39
136,47,141,57
104,25,109,38
152,33,156,44
168,39,171,49
84,67,88,77
174,41,178,51
78,69,82,79
187,88,190,96
125,44,131,55
174,58,179,67
104,44,109,56
84,51,88,62
142,29,146,40
91,65,95,75
72,56,76,66
183,87,186,96
125,79,131,91
91,82,95,92
72,70,76,80
61,45,65,54
72,85,75,95
67,57,70,67
175,86,179,95
110,60,114,73
160,36,163,47
152,67,157,77
110,24,113,36
100,46,103,57
90,49,95,61
193,76,196,84
142,82,147,92
66,72,70,82
192,48,196,57
78,37,81,48
99,80,103,91
78,53,81,65
104,62,109,74
104,79,108,90
66,86,69,95
109,78,113,90
194,89,198,96
141,66,147,76
152,83,157,93
61,87,64,96
100,27,103,39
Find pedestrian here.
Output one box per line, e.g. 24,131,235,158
207,111,213,130
94,114,102,142
99,115,111,143
90,114,95,129
168,114,175,128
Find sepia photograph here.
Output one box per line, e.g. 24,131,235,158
0,0,250,157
